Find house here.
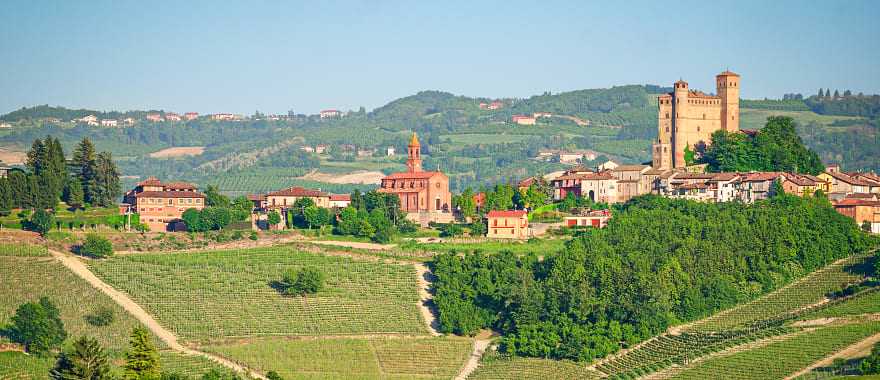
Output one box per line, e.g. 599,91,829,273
146,114,164,122
511,115,536,125
478,102,488,110
781,173,819,196
564,209,612,228
551,173,588,200
357,149,375,157
0,166,11,178
319,109,341,119
579,172,619,203
738,172,784,203
518,177,537,192
265,186,331,209
848,172,880,194
486,210,530,239
315,144,329,154
708,172,741,202
833,199,880,234
165,113,182,122
533,112,552,118
300,146,315,153
247,194,267,210
184,112,199,121
598,160,619,172
79,115,98,125
100,119,118,127
378,133,453,225
123,177,205,232
488,101,503,110
611,165,650,202
122,118,136,126
210,113,236,121
386,146,396,156
0,123,12,129
819,170,872,195
329,194,351,208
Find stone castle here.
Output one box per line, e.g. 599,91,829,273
652,71,740,169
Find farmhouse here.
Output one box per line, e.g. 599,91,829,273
146,113,164,122
564,209,612,228
100,119,118,127
184,112,199,120
264,186,330,209
511,115,536,125
486,210,530,239
833,199,880,234
329,194,351,208
123,177,205,232
165,112,182,121
378,133,452,225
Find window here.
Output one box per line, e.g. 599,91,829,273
168,199,173,205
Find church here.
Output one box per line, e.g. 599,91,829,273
378,133,453,225
652,71,740,169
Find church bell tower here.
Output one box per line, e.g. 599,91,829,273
406,132,422,173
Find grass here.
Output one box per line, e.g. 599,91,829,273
203,336,473,380
441,133,531,146
159,351,241,378
89,247,428,341
671,321,880,380
469,351,601,380
0,351,52,379
0,243,47,257
0,255,156,354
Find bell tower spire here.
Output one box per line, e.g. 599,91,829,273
406,132,422,173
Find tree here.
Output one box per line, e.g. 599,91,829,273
278,266,325,296
0,178,12,216
200,369,241,380
372,223,396,243
201,207,232,230
5,297,67,355
182,208,204,232
71,138,98,205
65,178,85,210
303,205,330,230
92,152,121,207
50,336,111,380
266,371,284,380
469,219,486,236
230,196,252,221
123,326,160,380
80,234,113,259
771,179,785,197
862,221,872,233
860,342,880,374
28,208,55,236
455,188,477,219
204,185,230,208
267,210,281,226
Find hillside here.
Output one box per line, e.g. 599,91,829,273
0,86,877,195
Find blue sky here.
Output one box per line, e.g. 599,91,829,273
1,1,878,115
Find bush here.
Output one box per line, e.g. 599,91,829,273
249,231,258,240
27,209,55,236
278,266,325,296
79,233,113,258
3,297,67,355
84,307,115,327
266,371,284,380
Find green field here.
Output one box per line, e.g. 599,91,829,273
740,109,867,131
203,336,473,380
801,288,880,319
671,322,880,380
89,247,428,341
0,350,235,379
441,133,532,146
470,352,601,380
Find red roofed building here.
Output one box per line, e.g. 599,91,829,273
184,112,199,121
833,199,880,234
378,133,452,225
329,194,351,208
564,209,612,228
123,177,205,232
319,109,341,119
265,186,330,208
511,115,536,125
165,112,182,122
486,210,530,239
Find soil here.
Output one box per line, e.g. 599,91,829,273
148,146,205,158
299,170,385,185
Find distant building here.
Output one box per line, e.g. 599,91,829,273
564,209,612,228
123,177,205,232
146,114,164,122
320,109,341,119
165,113,182,122
329,194,351,208
0,123,12,129
598,160,619,172
357,149,375,157
511,115,536,125
488,101,503,110
486,210,530,239
0,166,10,178
122,118,136,126
210,113,236,121
100,119,118,127
533,112,552,118
833,199,880,234
378,133,452,226
386,146,396,156
265,186,331,209
315,144,329,154
184,112,199,121
300,146,315,153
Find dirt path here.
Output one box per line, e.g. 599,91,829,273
309,240,397,251
47,249,267,379
784,329,880,379
414,263,441,336
455,339,490,380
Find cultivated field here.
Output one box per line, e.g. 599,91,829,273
299,170,385,184
469,353,602,380
203,336,473,380
89,247,428,341
0,147,26,165
148,146,206,158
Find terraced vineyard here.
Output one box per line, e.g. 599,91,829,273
159,351,241,378
0,242,48,257
469,352,602,380
669,321,880,380
800,288,880,319
0,352,52,380
203,336,473,380
686,254,872,332
90,247,428,340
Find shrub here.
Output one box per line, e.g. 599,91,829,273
278,266,325,296
84,307,115,327
28,209,55,236
3,297,67,355
49,336,110,379
79,233,113,258
249,231,258,240
267,211,281,226
266,371,284,380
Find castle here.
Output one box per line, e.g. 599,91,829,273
652,71,740,169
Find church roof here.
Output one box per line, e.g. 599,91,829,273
382,171,445,180
409,132,420,146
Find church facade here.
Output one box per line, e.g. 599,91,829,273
378,133,452,225
652,71,740,169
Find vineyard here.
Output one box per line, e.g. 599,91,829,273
800,288,880,319
0,352,51,380
203,336,473,380
89,247,429,340
0,242,47,257
469,352,602,380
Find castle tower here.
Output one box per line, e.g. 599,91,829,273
652,92,673,170
717,71,740,132
672,79,690,168
406,132,422,173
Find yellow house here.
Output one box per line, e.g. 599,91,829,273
487,210,530,239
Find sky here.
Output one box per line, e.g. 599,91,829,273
1,1,878,115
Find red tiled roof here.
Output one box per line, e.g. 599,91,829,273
845,193,878,200
825,171,873,186
783,174,817,187
137,176,162,186
518,177,536,187
163,181,198,189
382,171,445,180
134,191,204,198
742,172,784,182
834,199,880,207
487,210,528,218
709,173,740,181
718,70,740,77
614,164,650,172
330,194,351,201
266,186,328,197
673,173,716,180
247,194,266,201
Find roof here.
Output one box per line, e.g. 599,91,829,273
834,199,880,207
783,174,817,187
487,210,528,218
266,186,328,197
330,194,351,201
614,164,650,172
134,191,204,198
673,173,716,180
518,177,536,187
846,193,878,200
382,171,445,180
137,176,163,186
643,169,667,176
709,172,740,181
247,194,266,201
824,171,873,186
679,183,709,190
742,172,784,182
717,70,740,77
409,132,420,147
163,181,198,189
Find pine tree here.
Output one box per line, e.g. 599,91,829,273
817,88,824,98
49,336,111,380
26,138,47,174
0,178,12,216
72,138,98,205
93,152,121,207
123,326,160,380
833,89,840,99
65,178,85,210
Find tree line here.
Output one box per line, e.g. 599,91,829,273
0,136,121,217
431,194,873,362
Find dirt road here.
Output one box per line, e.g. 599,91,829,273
48,249,266,379
414,263,441,336
784,330,880,379
455,339,491,380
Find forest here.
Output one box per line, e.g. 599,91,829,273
431,194,874,362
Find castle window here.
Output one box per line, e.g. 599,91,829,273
665,127,669,133
697,126,701,132
665,113,669,119
703,114,706,119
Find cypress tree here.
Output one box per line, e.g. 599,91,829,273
123,326,160,379
72,138,98,205
93,152,121,207
65,178,85,210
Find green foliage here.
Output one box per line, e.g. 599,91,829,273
861,342,880,375
438,223,464,238
805,93,880,118
49,336,111,380
124,326,161,380
265,371,284,380
204,185,230,208
266,210,281,226
469,219,487,236
279,266,325,296
182,207,232,232
3,297,67,355
79,233,113,258
431,194,870,361
702,116,824,174
200,369,241,380
84,307,115,327
28,208,55,236
741,98,810,111
453,188,477,219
